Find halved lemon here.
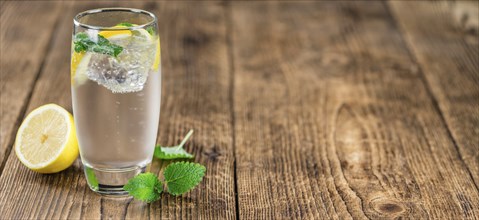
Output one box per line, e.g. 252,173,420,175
15,104,79,173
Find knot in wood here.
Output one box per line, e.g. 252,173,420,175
378,203,404,214
370,197,406,217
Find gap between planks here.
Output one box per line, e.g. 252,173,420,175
223,1,240,220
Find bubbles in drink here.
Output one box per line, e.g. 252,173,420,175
84,31,157,93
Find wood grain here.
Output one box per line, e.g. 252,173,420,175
0,1,105,218
231,1,479,219
1,1,479,219
0,1,61,171
148,1,236,219
0,1,235,219
389,1,479,187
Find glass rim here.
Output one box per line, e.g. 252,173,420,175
73,7,157,31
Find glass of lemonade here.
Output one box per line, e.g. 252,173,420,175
71,8,161,195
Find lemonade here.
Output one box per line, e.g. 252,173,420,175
72,8,161,194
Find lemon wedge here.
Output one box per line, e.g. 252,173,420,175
71,51,91,86
99,25,132,40
71,25,160,85
15,104,79,173
71,25,132,86
152,38,161,71
131,27,160,70
135,28,153,41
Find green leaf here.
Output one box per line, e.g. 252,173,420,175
154,130,194,159
73,32,123,57
146,26,155,36
124,173,163,203
164,162,206,196
85,167,99,191
116,22,134,27
75,32,89,40
154,146,194,159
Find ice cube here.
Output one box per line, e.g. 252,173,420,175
86,53,148,93
84,35,157,93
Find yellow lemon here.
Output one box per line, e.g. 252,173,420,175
71,51,91,86
71,51,84,78
133,28,160,70
15,104,79,173
71,25,132,86
99,25,132,40
152,38,161,71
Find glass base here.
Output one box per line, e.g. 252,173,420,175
83,163,150,195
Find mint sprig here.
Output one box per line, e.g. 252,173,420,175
154,130,194,159
124,162,206,202
73,32,123,57
123,173,163,203
123,130,207,203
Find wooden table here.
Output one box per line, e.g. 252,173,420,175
1,1,478,219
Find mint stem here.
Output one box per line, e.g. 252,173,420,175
178,129,194,149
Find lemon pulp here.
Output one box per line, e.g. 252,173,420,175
15,104,79,173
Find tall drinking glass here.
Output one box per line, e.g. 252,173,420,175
71,8,161,195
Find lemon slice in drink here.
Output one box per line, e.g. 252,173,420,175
71,25,133,86
71,51,91,86
99,29,132,40
99,25,133,40
131,27,161,70
134,28,153,41
15,104,79,173
152,38,161,71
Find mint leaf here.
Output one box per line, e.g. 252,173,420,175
164,162,206,196
146,26,155,35
154,146,194,159
124,129,206,202
116,22,134,27
124,173,163,203
73,32,90,53
85,167,99,191
73,32,123,57
124,162,206,202
154,130,194,159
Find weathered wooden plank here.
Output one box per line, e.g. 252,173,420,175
0,1,61,171
231,1,479,219
389,1,479,187
0,1,235,219
148,1,236,219
0,1,104,218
